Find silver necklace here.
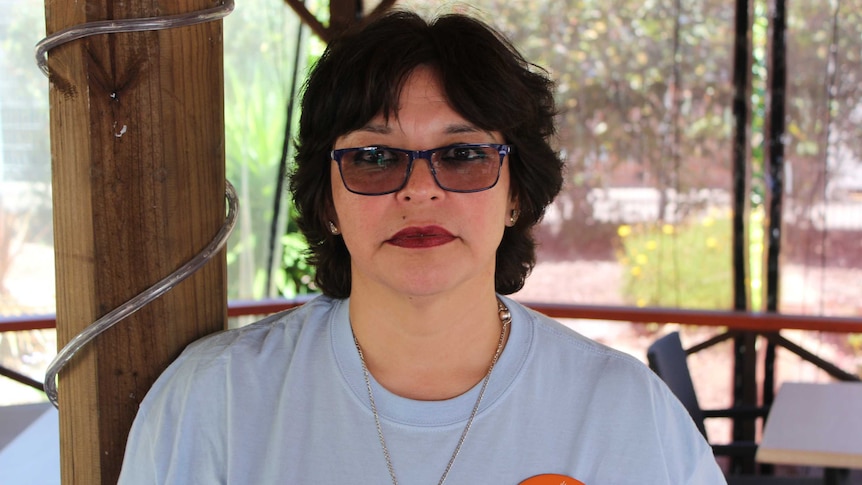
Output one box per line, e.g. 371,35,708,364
352,300,512,485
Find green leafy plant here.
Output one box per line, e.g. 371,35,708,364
222,0,318,300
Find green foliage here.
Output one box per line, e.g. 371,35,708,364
223,0,317,299
780,1,862,202
617,208,767,311
277,229,317,298
617,212,733,309
223,64,283,299
748,207,765,312
484,0,736,193
749,0,769,208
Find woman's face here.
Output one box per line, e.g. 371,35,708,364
330,65,517,299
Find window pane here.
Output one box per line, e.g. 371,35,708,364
780,1,862,317
223,0,315,303
1,0,54,405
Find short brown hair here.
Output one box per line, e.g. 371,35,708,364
290,10,563,298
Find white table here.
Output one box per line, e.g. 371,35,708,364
756,381,862,484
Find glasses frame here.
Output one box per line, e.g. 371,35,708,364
330,143,512,196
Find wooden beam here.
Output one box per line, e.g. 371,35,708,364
329,0,359,35
283,0,330,41
43,1,227,483
284,0,398,43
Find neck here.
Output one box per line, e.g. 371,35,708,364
348,289,508,400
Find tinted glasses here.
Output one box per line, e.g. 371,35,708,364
331,143,511,196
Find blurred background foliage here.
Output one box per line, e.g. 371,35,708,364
402,0,861,314
617,208,765,311
222,0,326,300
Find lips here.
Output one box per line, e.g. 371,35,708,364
386,225,456,248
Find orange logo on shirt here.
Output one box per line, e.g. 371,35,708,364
520,473,586,485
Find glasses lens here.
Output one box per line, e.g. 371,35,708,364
338,147,410,194
334,144,506,195
432,145,502,192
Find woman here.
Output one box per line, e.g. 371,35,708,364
119,10,726,484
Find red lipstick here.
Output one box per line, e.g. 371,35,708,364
386,225,456,248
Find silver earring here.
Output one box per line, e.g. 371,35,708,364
328,221,340,235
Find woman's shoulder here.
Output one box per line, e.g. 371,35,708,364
176,295,340,369
509,299,658,383
508,300,710,447
515,301,640,354
138,295,341,406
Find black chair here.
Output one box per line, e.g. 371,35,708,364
647,331,821,484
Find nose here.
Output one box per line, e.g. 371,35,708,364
399,158,443,200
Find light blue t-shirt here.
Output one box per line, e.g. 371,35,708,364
119,295,726,484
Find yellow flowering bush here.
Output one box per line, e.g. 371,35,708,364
616,210,735,309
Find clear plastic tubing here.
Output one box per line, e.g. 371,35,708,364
36,0,235,76
44,181,238,407
36,0,237,407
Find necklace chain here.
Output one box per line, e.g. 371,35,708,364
352,300,512,485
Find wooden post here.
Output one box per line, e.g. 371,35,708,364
44,1,226,483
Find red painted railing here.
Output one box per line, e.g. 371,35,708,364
3,297,861,335
3,298,861,391
232,298,862,333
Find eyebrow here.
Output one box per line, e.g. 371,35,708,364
356,122,489,136
356,123,391,135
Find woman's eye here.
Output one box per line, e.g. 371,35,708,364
356,149,399,167
441,146,489,163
